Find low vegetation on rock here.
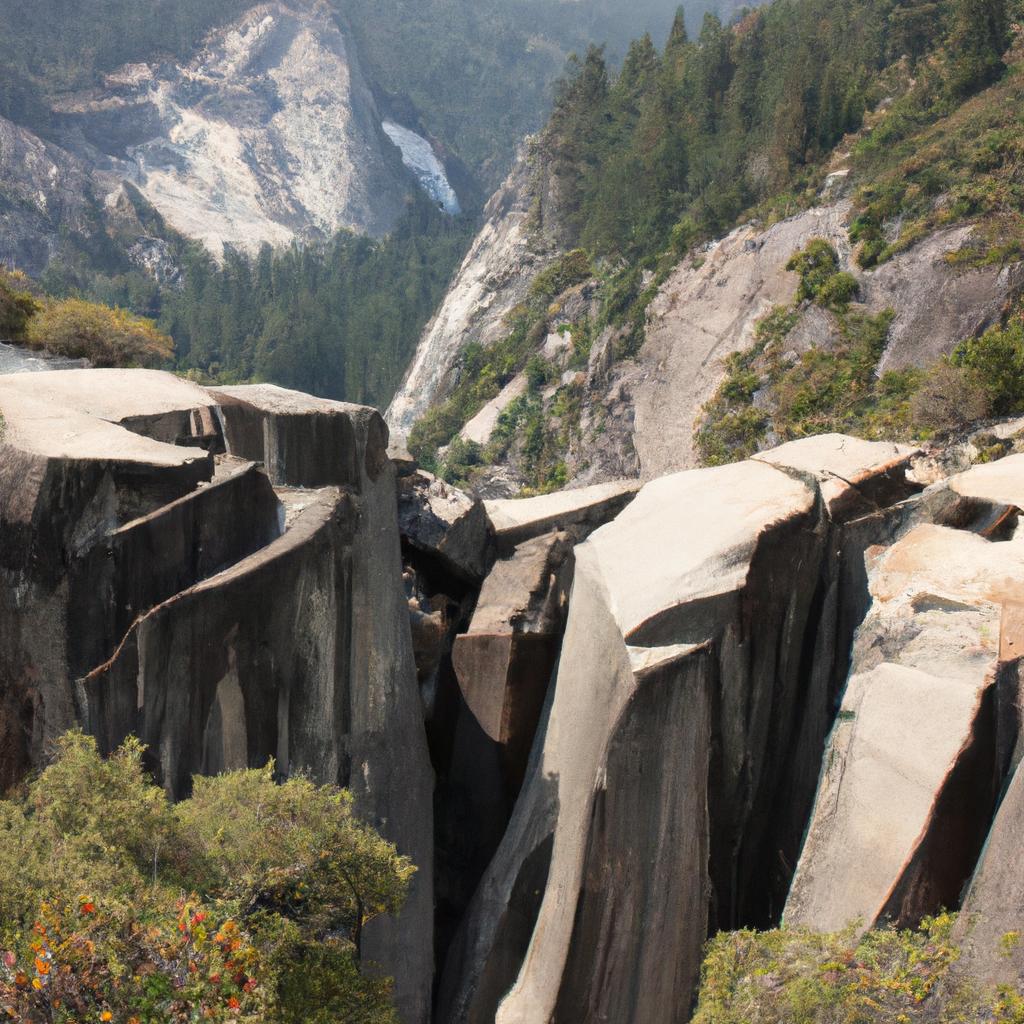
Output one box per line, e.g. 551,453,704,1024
0,270,173,369
697,239,1024,464
25,299,173,369
0,732,410,1024
693,915,1024,1024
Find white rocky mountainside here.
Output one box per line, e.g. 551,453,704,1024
51,1,410,255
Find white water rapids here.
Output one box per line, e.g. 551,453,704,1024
382,121,461,215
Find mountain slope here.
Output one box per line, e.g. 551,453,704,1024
392,0,1024,493
49,2,411,254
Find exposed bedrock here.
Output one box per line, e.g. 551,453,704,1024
952,752,1024,992
786,455,1024,933
0,369,433,1024
439,435,922,1024
0,371,218,789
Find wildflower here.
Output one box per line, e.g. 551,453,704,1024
227,996,240,1009
1,952,14,969
101,1012,113,1021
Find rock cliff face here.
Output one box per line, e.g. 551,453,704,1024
0,1,454,274
0,370,433,1024
52,1,409,254
395,171,1023,485
387,150,566,437
0,115,100,277
7,362,1024,1024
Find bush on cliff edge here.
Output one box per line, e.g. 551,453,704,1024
25,298,174,368
0,732,411,1024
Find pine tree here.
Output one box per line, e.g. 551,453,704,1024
946,0,1010,96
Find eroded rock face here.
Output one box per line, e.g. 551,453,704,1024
0,369,433,1024
786,453,1024,936
53,2,409,253
386,150,564,437
439,438,926,1024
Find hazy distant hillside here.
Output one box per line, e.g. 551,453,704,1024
0,0,749,186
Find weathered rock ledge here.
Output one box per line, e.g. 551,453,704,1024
6,371,1024,1024
0,369,432,1024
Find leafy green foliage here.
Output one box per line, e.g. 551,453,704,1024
786,241,860,311
25,298,174,367
0,270,41,342
849,35,1024,270
0,733,410,1024
952,318,1024,416
691,914,1024,1024
697,280,920,464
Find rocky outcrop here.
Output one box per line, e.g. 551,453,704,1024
439,436,924,1024
11,357,1024,1024
484,480,639,556
52,2,410,254
951,755,1024,991
398,468,495,584
0,368,433,1024
452,530,573,799
386,150,563,437
400,177,1022,487
629,211,1024,480
0,115,103,277
785,521,1022,931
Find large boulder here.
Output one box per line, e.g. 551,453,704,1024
398,468,495,583
437,434,927,1024
452,530,573,798
484,480,639,556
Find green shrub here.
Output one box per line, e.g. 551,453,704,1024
0,732,410,1024
910,360,991,434
26,298,174,367
692,916,963,1024
529,250,593,305
817,271,859,312
787,239,841,303
0,270,41,342
952,319,1024,416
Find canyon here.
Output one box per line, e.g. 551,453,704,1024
4,365,1024,1021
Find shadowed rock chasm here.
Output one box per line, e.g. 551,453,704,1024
5,369,1024,1024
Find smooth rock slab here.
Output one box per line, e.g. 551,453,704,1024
209,383,390,488
786,523,1024,932
755,433,920,520
484,479,640,556
442,458,830,1024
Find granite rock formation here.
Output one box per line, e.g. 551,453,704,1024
0,369,432,1024
8,364,1024,1024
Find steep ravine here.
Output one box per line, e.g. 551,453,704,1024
6,364,1024,1022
